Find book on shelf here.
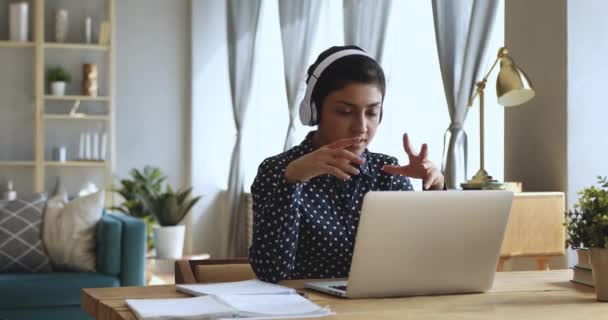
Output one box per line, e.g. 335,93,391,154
98,21,111,45
127,280,332,319
571,266,594,288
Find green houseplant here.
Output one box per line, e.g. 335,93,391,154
112,166,166,250
141,186,201,259
565,176,608,301
47,66,72,96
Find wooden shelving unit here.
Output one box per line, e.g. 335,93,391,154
1,0,115,206
0,161,36,167
0,40,35,48
44,42,110,51
44,114,110,121
45,161,106,168
44,95,111,101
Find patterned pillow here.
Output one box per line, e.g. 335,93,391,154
0,193,52,272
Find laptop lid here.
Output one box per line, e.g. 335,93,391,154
345,190,513,298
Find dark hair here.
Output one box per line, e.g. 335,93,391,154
306,45,386,122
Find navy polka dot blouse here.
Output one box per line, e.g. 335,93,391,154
249,132,413,283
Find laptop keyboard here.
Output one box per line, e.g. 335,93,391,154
329,285,347,291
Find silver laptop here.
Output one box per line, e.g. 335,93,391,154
305,190,513,298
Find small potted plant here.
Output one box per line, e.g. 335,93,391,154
112,166,166,251
566,176,608,301
47,66,71,96
141,185,201,259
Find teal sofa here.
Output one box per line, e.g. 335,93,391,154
0,212,146,320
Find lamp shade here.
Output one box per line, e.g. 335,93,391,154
496,56,535,106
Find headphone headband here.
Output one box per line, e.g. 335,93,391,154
299,49,373,126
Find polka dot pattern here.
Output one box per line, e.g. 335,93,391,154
248,132,413,283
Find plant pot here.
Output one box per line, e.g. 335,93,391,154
577,248,591,269
589,248,608,301
152,225,185,259
50,81,66,96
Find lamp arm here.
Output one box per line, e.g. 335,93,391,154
467,47,508,107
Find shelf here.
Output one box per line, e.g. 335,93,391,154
45,161,106,167
44,95,110,102
44,114,109,121
0,41,35,48
0,161,35,167
44,42,109,51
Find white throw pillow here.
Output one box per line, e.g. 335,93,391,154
43,190,105,271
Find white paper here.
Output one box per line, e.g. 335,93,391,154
216,294,332,318
126,296,236,320
176,279,296,296
126,294,332,320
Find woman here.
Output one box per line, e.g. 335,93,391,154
249,45,445,283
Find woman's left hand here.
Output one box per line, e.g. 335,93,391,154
381,133,445,190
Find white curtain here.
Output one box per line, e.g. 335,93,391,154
431,0,499,189
226,0,262,257
343,0,393,62
279,0,322,150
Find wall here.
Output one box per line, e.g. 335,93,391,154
566,0,608,208
505,0,608,269
115,0,190,189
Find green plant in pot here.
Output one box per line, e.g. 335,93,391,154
47,66,71,96
112,166,166,251
565,176,608,301
141,185,201,259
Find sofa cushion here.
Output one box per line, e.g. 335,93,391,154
0,272,119,308
43,190,105,272
96,213,122,276
0,193,52,272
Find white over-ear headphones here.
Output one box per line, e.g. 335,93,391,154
299,49,373,126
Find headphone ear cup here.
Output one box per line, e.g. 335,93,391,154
310,101,318,126
299,97,312,125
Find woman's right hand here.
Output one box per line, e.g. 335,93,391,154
284,137,365,183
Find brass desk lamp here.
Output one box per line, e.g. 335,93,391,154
461,47,535,190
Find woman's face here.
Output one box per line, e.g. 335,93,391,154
315,83,383,155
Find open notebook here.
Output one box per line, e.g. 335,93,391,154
126,280,332,320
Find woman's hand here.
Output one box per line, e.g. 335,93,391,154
382,133,445,190
284,137,365,183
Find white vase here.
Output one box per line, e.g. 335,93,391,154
55,9,69,42
50,82,66,96
590,248,608,301
153,225,185,259
9,2,29,42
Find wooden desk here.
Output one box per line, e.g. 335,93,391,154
499,192,566,270
82,270,605,320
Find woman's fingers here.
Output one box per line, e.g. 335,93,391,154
331,148,364,165
402,133,417,158
327,137,361,150
328,158,360,176
382,164,414,177
321,164,351,180
419,143,429,161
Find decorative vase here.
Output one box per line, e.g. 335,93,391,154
50,81,66,96
83,64,98,97
55,9,69,42
153,225,185,259
9,2,29,42
590,248,608,301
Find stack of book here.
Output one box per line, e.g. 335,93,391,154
572,249,594,287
